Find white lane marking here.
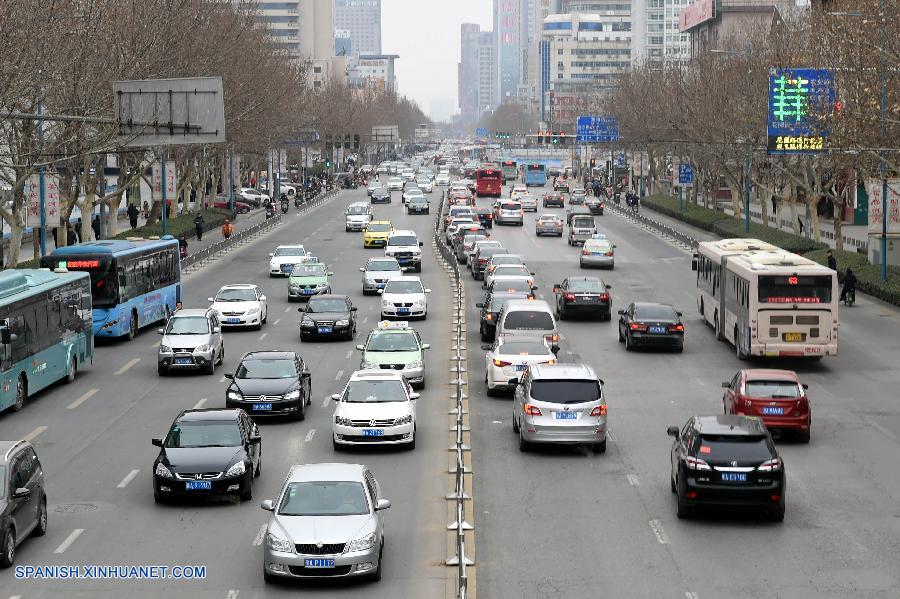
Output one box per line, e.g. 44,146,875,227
334,369,344,381
686,593,700,599
284,307,291,313
226,591,239,599
626,474,640,486
218,375,226,383
117,469,140,488
115,358,141,375
258,332,268,340
305,429,316,442
345,350,353,359
362,316,369,323
193,398,209,410
649,519,669,544
273,319,281,325
607,429,617,442
54,528,84,554
10,595,23,599
66,388,98,410
322,396,331,408
491,420,503,424
24,426,47,442
252,523,268,546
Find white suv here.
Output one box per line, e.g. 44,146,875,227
385,230,423,272
332,370,419,449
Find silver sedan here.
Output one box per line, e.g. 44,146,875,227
535,214,563,236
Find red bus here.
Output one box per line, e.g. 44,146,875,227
475,168,503,197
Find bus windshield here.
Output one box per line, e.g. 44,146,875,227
49,258,118,308
758,275,832,304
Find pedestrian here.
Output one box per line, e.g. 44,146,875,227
771,195,777,215
91,215,100,239
194,213,205,241
67,222,77,245
75,218,83,243
178,233,188,259
797,215,804,236
127,203,139,229
826,249,837,271
222,219,233,240
141,201,150,221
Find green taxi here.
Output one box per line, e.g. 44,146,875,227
356,321,429,388
287,257,333,301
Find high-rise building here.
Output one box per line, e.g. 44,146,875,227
630,0,690,69
458,23,498,123
347,54,399,93
494,0,528,104
679,0,800,57
334,0,382,56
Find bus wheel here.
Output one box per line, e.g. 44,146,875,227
127,311,138,341
66,358,77,384
13,376,26,411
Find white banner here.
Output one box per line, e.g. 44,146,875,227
867,178,900,235
152,160,177,201
24,173,61,227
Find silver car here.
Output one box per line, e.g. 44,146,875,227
512,363,607,453
535,214,563,236
360,257,403,295
580,238,616,269
261,463,390,582
157,308,224,376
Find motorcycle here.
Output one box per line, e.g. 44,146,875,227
294,195,304,208
265,201,276,219
280,195,289,214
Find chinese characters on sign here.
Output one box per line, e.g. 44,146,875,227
24,174,60,228
151,161,177,202
678,164,694,186
576,116,620,143
767,68,834,155
866,179,900,235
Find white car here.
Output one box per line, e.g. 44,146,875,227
484,264,536,290
415,178,433,193
239,187,270,206
450,183,468,195
387,177,404,191
269,245,307,276
332,370,418,448
402,188,425,204
510,184,528,200
360,257,404,295
483,336,558,394
485,254,526,279
436,173,451,186
208,284,268,329
446,217,475,243
519,194,538,212
401,169,416,181
345,202,372,232
379,276,431,320
385,230,423,272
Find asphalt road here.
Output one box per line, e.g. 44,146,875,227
0,186,452,598
466,183,900,599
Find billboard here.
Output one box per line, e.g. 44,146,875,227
867,179,900,235
766,68,834,155
679,0,715,32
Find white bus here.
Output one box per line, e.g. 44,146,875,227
693,239,838,359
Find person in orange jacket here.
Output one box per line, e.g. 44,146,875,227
222,219,234,239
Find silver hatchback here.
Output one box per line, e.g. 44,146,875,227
512,363,607,453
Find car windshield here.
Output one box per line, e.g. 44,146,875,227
307,298,349,313
216,288,257,302
291,265,326,277
367,331,419,352
695,435,773,461
498,341,550,355
492,256,522,266
501,203,520,210
494,266,529,277
367,260,400,272
585,242,611,252
275,247,305,256
385,280,423,294
347,206,368,215
489,294,527,311
573,217,594,227
464,234,487,245
165,421,242,448
539,215,558,222
634,305,678,321
745,380,802,399
236,358,297,379
410,197,427,203
388,236,417,246
165,316,210,335
367,223,391,232
343,380,408,403
503,311,554,330
568,279,604,292
278,481,369,516
529,380,601,404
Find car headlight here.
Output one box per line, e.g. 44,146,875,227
301,319,315,328
412,250,421,256
413,299,425,307
159,345,172,353
227,389,242,401
270,261,278,269
394,414,413,426
381,300,390,307
335,415,353,426
408,360,423,370
361,360,377,369
154,462,173,479
194,344,210,353
225,461,246,477
284,390,301,400
346,532,376,553
248,308,260,314
335,319,350,326
266,533,294,553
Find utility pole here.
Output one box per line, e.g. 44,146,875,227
879,0,889,282
36,69,47,257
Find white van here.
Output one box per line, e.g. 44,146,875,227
345,202,372,232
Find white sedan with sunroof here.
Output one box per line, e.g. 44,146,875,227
482,336,558,394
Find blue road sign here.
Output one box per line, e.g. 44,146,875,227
284,130,320,145
616,153,626,167
678,164,694,186
475,127,489,137
767,68,834,154
576,116,619,143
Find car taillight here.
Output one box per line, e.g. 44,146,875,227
479,258,488,264
563,293,576,301
545,333,559,343
668,324,685,332
492,358,512,367
590,404,607,417
757,458,782,472
684,456,711,471
524,404,542,416
485,314,493,321
629,323,648,331
599,293,609,301
605,250,614,256
487,266,496,273
582,249,590,256
547,359,556,365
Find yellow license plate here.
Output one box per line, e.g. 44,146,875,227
783,332,806,342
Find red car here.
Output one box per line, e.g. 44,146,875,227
213,196,252,214
721,369,810,443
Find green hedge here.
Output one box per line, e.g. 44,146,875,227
641,194,900,307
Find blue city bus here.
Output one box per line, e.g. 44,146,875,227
41,238,181,340
524,163,547,186
0,269,93,413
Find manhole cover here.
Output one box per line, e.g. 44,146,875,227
54,503,98,514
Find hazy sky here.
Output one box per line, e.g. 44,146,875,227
381,0,493,122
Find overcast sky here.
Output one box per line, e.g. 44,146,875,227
381,0,493,122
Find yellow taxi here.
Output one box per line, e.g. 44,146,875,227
363,220,393,248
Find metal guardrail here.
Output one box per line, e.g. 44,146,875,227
181,189,339,271
433,191,474,599
607,200,699,250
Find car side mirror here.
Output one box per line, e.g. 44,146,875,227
802,383,809,390
612,245,617,249
721,381,730,388
475,302,484,308
606,284,612,289
481,344,492,351
355,344,365,351
224,373,234,380
157,328,164,335
375,498,392,511
331,393,341,401
207,297,214,302
212,327,220,334
409,392,420,400
268,253,274,257
425,289,432,294
327,272,334,277
152,438,163,447
350,306,358,312
553,285,560,292
249,435,262,445
359,267,365,272
531,285,539,290
12,487,31,499
676,311,683,317
418,241,424,247
667,426,680,438
422,343,430,350
260,500,275,512
551,345,560,355
617,310,625,316
259,295,266,302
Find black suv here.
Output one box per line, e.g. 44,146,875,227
0,440,47,567
299,295,358,341
225,351,312,419
667,415,785,521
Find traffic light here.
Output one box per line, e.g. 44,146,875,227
551,132,559,144
326,159,332,168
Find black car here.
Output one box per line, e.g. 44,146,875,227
455,232,488,263
476,290,532,341
543,192,565,208
225,351,312,419
299,295,358,341
0,440,47,567
407,197,430,214
667,415,785,521
553,276,612,321
472,247,509,280
585,197,604,215
371,187,391,203
152,409,261,503
473,206,493,228
618,302,684,351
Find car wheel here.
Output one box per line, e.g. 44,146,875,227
157,365,167,377
797,428,811,444
254,451,262,477
512,414,520,433
240,474,253,501
263,570,278,585
408,431,416,451
204,357,215,375
480,325,491,342
218,344,225,365
518,429,531,452
369,544,384,581
1,527,15,568
676,477,693,519
674,341,684,353
332,439,341,452
294,402,306,421
625,333,634,351
592,440,606,454
126,310,138,341
670,473,677,493
770,501,786,522
34,496,48,536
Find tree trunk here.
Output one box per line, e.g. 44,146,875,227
788,189,799,235
7,214,24,267
833,200,844,252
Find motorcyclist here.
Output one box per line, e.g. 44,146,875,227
840,268,857,304
280,193,289,213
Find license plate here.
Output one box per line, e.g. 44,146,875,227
515,364,527,372
762,406,784,415
649,326,666,334
280,265,292,272
581,296,596,302
783,332,805,342
397,308,410,315
317,326,333,334
555,412,577,420
186,481,212,490
226,318,241,324
174,358,193,365
376,284,385,289
304,559,335,568
362,429,384,437
302,289,315,295
252,403,273,411
720,472,747,482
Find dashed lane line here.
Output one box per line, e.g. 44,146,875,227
252,523,267,546
305,429,316,443
649,519,669,544
24,426,47,442
273,319,281,326
626,474,640,486
258,332,268,340
66,388,98,410
115,358,141,375
54,528,84,554
345,350,353,359
226,591,239,599
193,398,208,410
334,369,344,381
117,469,140,488
218,376,226,383
686,593,700,599
284,307,291,313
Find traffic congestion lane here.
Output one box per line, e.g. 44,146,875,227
2,187,451,598
467,184,900,598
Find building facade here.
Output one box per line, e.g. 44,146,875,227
347,54,399,93
679,0,800,57
494,0,528,104
459,23,499,123
334,0,382,56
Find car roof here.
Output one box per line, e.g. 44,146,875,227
0,440,31,461
740,369,800,381
241,350,297,360
177,408,242,422
219,283,257,290
287,462,367,483
388,275,423,283
565,276,603,284
634,302,676,310
497,335,549,347
695,415,769,436
348,369,406,382
503,299,551,312
171,308,211,317
390,229,416,236
308,294,349,301
530,363,597,380
367,256,399,263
